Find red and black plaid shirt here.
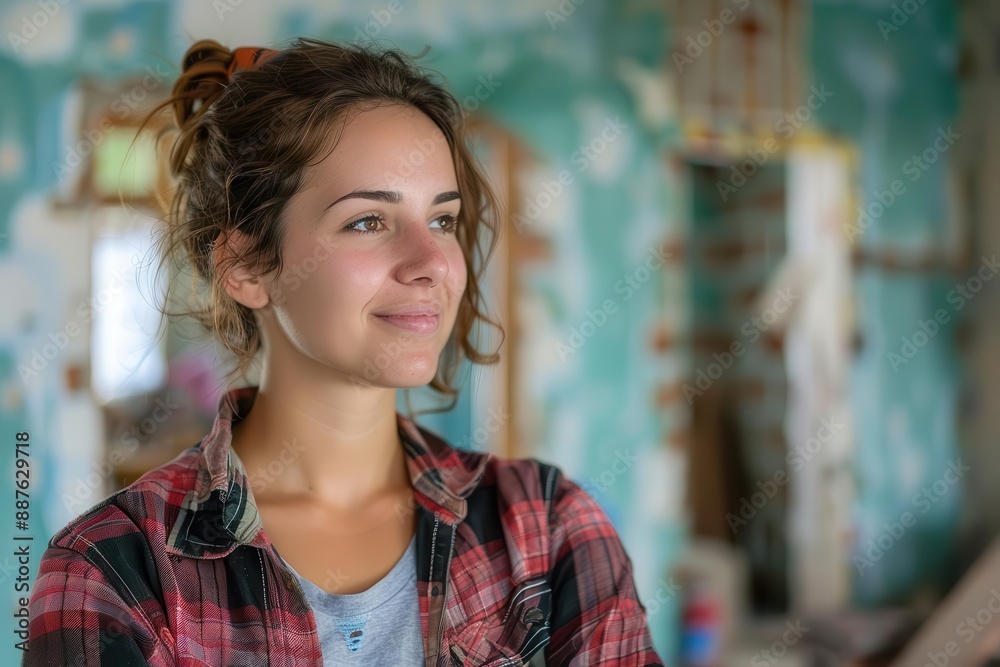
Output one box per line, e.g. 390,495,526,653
24,386,665,666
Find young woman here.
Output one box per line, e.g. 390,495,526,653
24,37,664,666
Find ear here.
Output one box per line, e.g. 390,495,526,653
215,229,270,310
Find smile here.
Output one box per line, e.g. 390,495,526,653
373,314,440,335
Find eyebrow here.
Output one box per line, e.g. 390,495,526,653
323,190,461,211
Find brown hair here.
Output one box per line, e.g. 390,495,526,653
141,36,504,415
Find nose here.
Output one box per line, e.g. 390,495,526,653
393,219,452,286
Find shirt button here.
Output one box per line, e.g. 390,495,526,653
521,606,545,625
431,585,440,596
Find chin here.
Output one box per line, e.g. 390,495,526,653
392,362,441,386
393,376,438,390
352,353,441,389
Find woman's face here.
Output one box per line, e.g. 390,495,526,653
260,103,467,388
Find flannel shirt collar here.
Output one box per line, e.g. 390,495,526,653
165,385,491,559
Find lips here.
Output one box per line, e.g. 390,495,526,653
374,313,440,334
373,309,439,317
372,303,442,317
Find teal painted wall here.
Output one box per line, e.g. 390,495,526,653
807,0,963,605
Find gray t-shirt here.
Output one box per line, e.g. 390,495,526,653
285,534,423,665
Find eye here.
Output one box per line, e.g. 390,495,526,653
432,214,459,234
344,213,386,235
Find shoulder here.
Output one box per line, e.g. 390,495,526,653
488,455,626,555
473,453,615,540
465,454,623,578
475,454,566,506
479,454,597,516
46,445,202,559
32,447,201,626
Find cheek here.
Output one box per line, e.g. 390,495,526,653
446,245,468,293
278,245,381,311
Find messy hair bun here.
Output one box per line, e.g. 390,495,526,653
167,39,233,173
140,37,504,412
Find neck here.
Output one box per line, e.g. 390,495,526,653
230,367,411,511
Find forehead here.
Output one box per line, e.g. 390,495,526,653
301,103,456,192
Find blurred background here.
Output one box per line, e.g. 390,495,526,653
1,0,997,665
